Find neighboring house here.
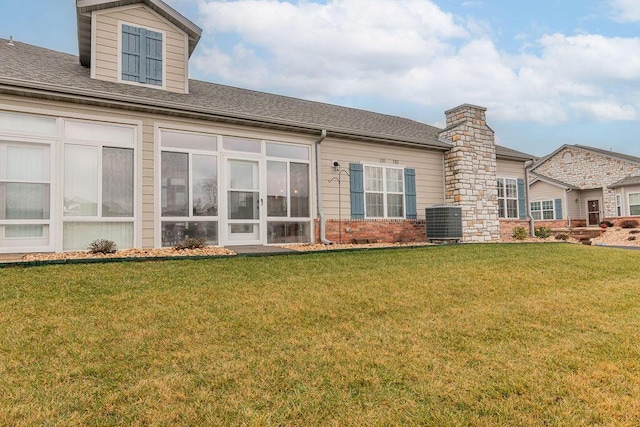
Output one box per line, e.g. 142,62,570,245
529,144,640,226
0,0,533,254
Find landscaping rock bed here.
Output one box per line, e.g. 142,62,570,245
22,247,235,262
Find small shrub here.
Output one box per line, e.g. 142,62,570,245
88,239,117,254
628,236,637,241
630,230,640,235
511,227,528,240
620,219,639,229
175,237,206,250
599,220,614,228
555,233,569,241
535,227,553,239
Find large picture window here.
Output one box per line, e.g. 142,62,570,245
497,178,518,219
364,165,404,218
161,131,218,247
63,121,136,251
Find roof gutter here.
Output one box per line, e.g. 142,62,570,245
0,78,453,150
314,129,332,245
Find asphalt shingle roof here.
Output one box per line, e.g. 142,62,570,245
0,38,533,160
608,176,640,189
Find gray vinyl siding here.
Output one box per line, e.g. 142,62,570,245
94,5,188,93
529,181,567,219
320,138,445,219
496,159,526,180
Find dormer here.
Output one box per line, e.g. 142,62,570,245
76,0,202,94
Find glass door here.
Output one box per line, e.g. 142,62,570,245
226,159,262,244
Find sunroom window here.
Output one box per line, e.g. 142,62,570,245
160,131,219,247
62,121,136,251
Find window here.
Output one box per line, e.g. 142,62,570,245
364,166,404,218
629,193,640,216
497,178,518,218
530,200,554,220
160,131,218,247
616,194,622,216
63,121,136,251
265,142,311,243
121,24,163,87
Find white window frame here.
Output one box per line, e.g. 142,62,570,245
629,193,640,216
530,200,554,220
62,119,137,251
616,194,622,217
159,130,220,247
363,164,405,219
497,177,519,219
116,20,167,91
0,133,56,253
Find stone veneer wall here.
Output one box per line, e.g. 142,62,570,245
533,147,640,218
440,104,500,242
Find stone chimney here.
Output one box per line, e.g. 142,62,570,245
439,104,499,242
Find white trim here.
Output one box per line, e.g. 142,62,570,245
184,30,189,93
628,192,640,216
116,20,168,91
361,163,406,219
530,199,555,221
497,176,519,219
90,11,97,80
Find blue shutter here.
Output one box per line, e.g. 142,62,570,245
349,163,365,219
517,178,526,220
554,198,563,220
145,29,163,86
122,25,141,82
404,168,417,219
122,25,162,86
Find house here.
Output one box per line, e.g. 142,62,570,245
0,0,534,254
528,144,640,227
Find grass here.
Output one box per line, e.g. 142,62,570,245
1,244,640,426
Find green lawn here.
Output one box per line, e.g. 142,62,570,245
2,244,640,426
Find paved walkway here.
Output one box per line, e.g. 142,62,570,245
0,253,27,263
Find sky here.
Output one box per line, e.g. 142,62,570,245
1,0,640,158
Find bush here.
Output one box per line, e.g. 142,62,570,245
620,219,639,229
628,236,637,241
535,227,553,239
175,237,207,250
88,239,117,254
511,227,528,240
555,233,569,241
599,220,614,228
630,230,640,235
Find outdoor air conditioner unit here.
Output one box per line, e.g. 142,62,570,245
425,206,463,242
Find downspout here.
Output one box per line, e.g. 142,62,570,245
565,188,572,228
524,161,535,237
315,129,333,244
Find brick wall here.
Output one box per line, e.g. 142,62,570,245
499,219,530,240
316,219,426,244
604,216,640,227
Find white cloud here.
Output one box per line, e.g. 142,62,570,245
609,0,640,22
191,0,640,125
